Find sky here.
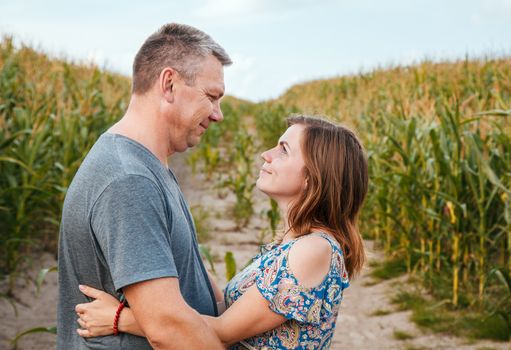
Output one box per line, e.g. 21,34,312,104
0,0,510,102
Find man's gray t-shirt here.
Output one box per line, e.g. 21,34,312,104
57,133,217,349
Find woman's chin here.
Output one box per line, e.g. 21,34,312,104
255,181,270,197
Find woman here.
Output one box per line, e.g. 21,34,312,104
75,115,368,349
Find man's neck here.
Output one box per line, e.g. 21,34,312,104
108,96,171,167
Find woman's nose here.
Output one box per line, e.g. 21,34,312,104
261,150,272,162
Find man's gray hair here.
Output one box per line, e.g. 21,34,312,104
132,23,232,94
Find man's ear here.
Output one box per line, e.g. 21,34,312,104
160,68,176,103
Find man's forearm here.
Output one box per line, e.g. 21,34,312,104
145,310,224,349
119,307,145,337
121,305,224,348
203,315,229,345
124,278,224,349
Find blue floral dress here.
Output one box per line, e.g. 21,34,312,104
224,232,350,349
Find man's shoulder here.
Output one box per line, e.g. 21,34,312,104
64,134,166,210
79,134,164,182
92,133,160,169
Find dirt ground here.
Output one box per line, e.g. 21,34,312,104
1,152,509,350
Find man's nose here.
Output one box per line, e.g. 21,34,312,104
209,102,223,122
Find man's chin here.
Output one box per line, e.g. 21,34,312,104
173,141,196,153
186,137,202,149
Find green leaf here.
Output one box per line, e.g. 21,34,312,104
494,269,511,293
11,326,57,346
0,156,36,176
475,109,511,117
35,266,58,295
0,293,18,317
0,128,32,150
198,244,216,274
224,251,237,282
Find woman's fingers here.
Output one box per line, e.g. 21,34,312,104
76,317,94,338
79,284,104,299
75,302,89,314
76,327,93,338
77,317,87,329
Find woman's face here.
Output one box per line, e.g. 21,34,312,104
256,124,307,204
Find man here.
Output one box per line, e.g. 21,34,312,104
57,23,231,349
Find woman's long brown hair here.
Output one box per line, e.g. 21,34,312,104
286,115,368,278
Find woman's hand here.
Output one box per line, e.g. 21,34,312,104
75,285,120,337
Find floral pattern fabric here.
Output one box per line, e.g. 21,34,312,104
224,233,350,350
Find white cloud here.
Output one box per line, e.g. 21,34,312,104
229,52,256,71
193,0,324,24
86,49,105,67
195,0,267,20
224,52,257,99
400,49,424,65
481,0,511,16
471,13,482,24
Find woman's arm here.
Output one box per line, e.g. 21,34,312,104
203,235,333,346
75,285,144,337
76,281,284,344
77,236,331,345
77,281,225,350
203,285,287,346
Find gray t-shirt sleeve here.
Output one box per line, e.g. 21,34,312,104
90,175,178,291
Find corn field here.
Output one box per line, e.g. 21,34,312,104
274,58,511,329
1,37,510,335
201,58,511,329
0,37,130,293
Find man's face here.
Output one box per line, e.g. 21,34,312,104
169,55,225,152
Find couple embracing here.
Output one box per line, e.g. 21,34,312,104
58,23,367,350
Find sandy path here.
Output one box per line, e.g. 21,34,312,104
330,245,509,350
175,152,509,350
0,151,508,349
0,252,58,350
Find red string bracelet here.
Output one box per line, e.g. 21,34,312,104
113,299,126,336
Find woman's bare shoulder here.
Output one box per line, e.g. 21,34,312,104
287,234,333,288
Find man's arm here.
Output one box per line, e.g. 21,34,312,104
124,277,224,350
84,176,222,348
